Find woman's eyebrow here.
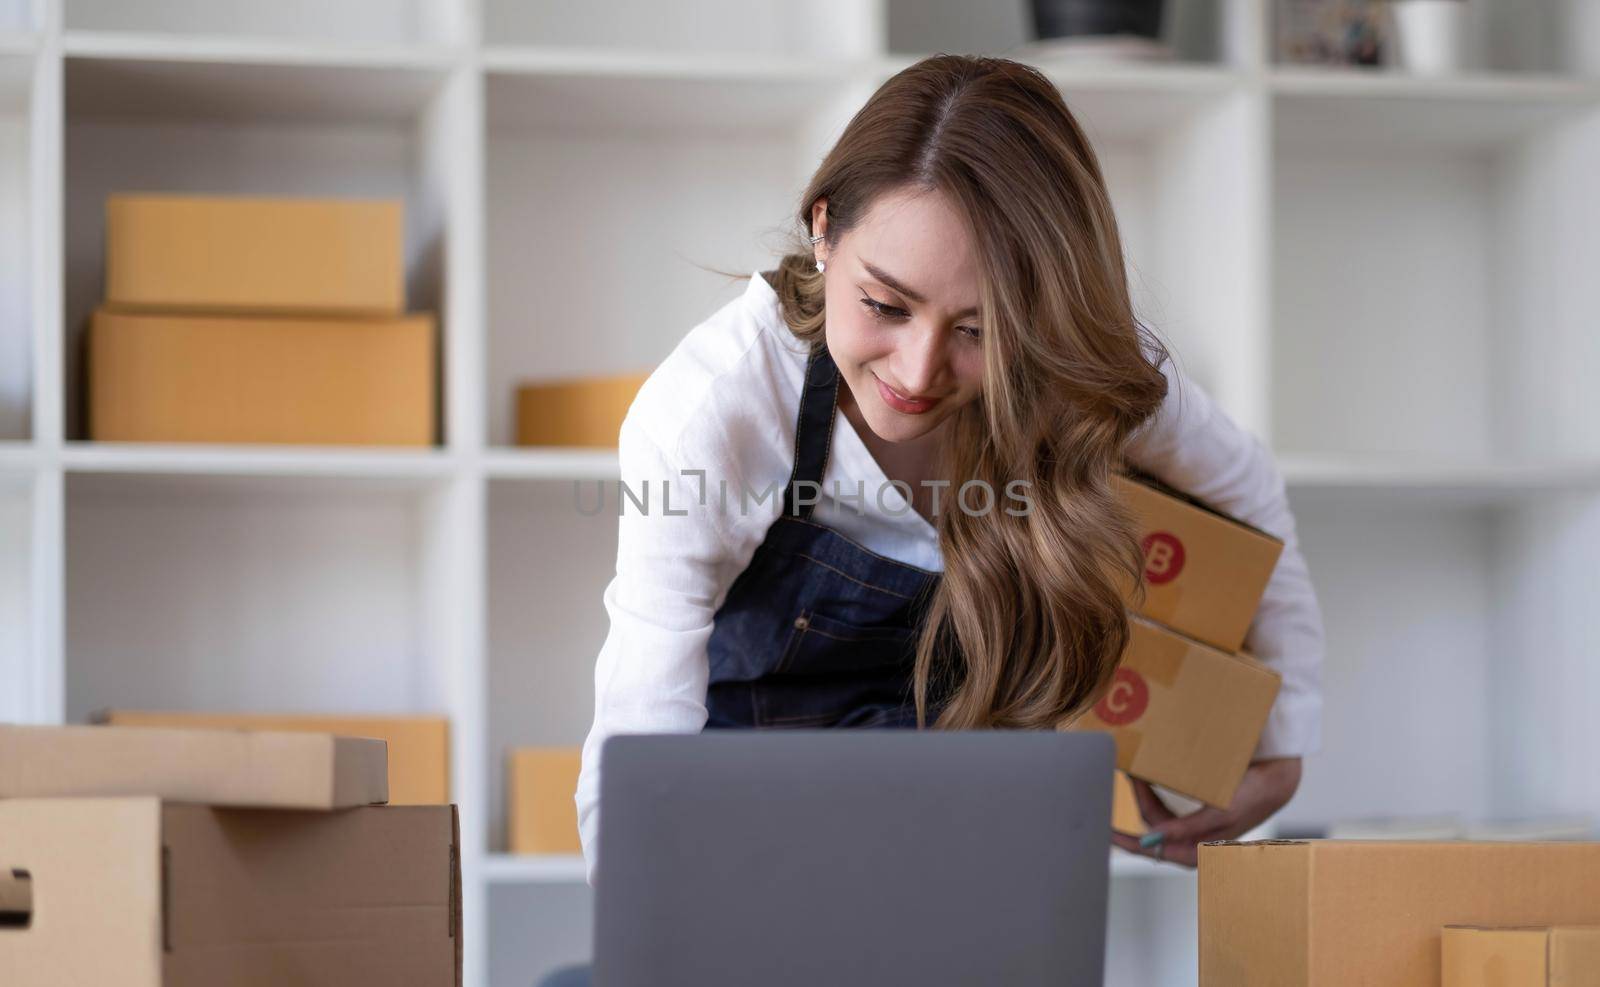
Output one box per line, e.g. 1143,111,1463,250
861,259,979,319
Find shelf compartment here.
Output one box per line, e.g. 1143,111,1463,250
483,66,846,446
63,470,461,723
1270,0,1600,77
486,480,615,852
1270,93,1600,460
1272,501,1497,834
63,53,468,443
884,0,1261,69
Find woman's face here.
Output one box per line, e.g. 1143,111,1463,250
812,187,986,446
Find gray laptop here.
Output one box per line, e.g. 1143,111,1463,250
593,730,1114,986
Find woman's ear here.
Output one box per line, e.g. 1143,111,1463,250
810,197,829,262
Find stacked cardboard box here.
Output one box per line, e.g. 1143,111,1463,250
89,193,436,446
515,371,651,448
1443,925,1600,986
1064,470,1286,825
0,724,461,985
96,709,452,805
1199,840,1600,986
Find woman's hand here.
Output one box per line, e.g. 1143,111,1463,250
1108,756,1302,868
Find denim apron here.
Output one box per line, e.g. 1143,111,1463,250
704,340,946,729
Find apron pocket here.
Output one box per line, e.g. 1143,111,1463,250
776,608,918,677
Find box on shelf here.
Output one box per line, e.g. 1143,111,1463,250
0,798,460,986
1113,471,1285,653
106,193,404,315
508,747,582,855
1062,615,1281,808
1199,840,1600,986
1443,925,1600,987
96,711,449,805
0,723,386,810
515,372,651,448
88,307,436,446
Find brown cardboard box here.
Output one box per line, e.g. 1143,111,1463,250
0,798,460,986
97,711,450,805
1063,616,1281,808
508,747,582,854
1111,770,1146,837
1199,840,1600,986
1114,471,1285,653
1443,926,1600,987
88,307,436,445
0,723,386,809
515,372,651,448
106,194,404,315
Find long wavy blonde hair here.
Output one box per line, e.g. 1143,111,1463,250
764,54,1171,730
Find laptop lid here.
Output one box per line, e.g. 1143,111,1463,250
594,730,1114,987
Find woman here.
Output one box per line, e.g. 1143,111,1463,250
575,53,1323,887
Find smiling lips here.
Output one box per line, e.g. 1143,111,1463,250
874,374,940,415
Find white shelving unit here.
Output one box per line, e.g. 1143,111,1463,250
3,1,1599,985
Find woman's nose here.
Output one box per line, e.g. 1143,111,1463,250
895,327,948,395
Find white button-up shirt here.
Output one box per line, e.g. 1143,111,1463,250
575,269,1325,883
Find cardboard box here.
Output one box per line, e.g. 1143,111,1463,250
97,711,450,805
1111,770,1146,837
1199,840,1600,986
0,798,460,986
507,747,582,854
0,723,386,809
1063,615,1281,808
88,307,436,446
515,372,651,448
1443,926,1600,987
1114,471,1285,653
106,193,404,315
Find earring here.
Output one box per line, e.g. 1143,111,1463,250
815,259,826,273
808,234,824,244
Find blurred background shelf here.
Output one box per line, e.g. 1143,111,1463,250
5,1,1600,986
1281,455,1600,506
59,442,460,480
483,448,619,481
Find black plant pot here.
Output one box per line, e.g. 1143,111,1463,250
1030,0,1166,40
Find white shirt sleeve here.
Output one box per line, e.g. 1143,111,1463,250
1123,354,1326,760
575,415,744,886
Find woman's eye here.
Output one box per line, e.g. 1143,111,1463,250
860,296,908,321
861,294,981,340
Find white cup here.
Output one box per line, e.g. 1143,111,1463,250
1393,0,1467,76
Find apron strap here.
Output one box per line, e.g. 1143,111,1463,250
781,342,840,519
